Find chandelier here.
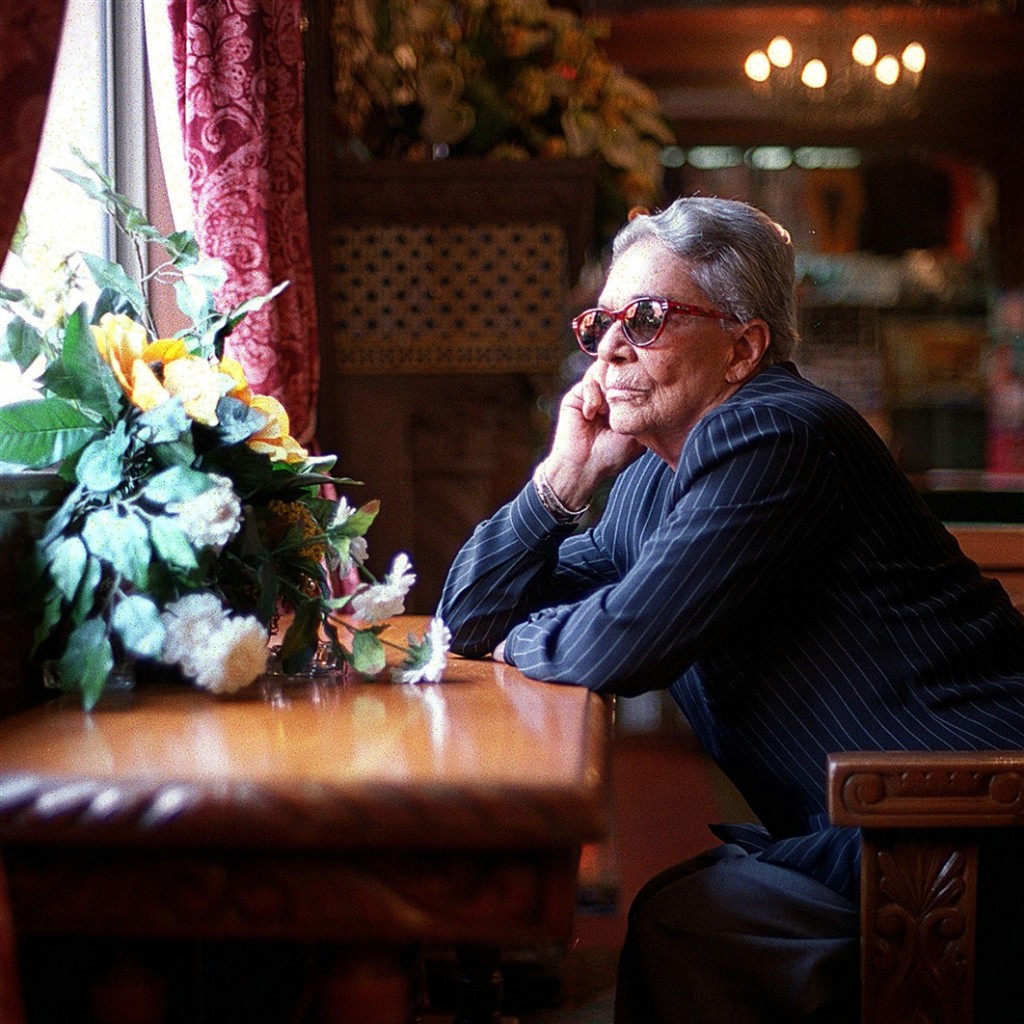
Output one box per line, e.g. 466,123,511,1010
744,31,926,126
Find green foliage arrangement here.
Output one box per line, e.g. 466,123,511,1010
0,152,448,709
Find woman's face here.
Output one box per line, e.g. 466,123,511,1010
590,236,761,466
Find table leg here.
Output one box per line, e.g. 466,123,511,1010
452,945,504,1024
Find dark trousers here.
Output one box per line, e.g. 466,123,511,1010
614,844,860,1024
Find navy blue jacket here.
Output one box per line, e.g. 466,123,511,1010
438,363,1024,898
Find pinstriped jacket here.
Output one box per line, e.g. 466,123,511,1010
439,363,1024,898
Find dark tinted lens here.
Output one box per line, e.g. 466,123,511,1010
622,299,666,346
576,309,614,353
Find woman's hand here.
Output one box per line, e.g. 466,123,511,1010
541,363,645,509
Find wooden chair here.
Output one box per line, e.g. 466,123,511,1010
828,749,1024,1024
826,524,1024,1023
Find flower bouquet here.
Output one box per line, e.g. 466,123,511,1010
0,151,448,709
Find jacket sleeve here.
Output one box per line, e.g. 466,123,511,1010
437,477,623,658
501,403,844,694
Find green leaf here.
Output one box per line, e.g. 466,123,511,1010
199,443,273,497
173,278,214,332
1,316,45,367
72,554,102,622
48,535,87,603
80,253,146,320
92,286,140,322
213,395,266,444
149,516,199,571
142,465,210,506
31,590,64,653
181,254,227,297
174,256,225,327
150,437,197,470
58,151,157,247
112,595,165,658
123,208,163,241
166,231,200,266
278,599,321,673
0,398,103,467
60,306,123,420
223,281,290,331
81,507,152,587
38,484,83,547
59,616,113,710
304,453,338,474
255,558,280,623
330,499,380,539
75,422,130,492
0,282,36,316
54,167,116,210
351,629,386,677
332,536,351,570
136,396,191,444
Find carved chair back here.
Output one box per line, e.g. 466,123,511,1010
828,750,1024,1024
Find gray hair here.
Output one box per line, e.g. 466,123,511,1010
611,196,799,364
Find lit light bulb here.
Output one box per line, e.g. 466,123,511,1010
902,42,926,74
801,59,828,90
744,50,772,83
851,34,878,67
875,55,900,86
767,36,794,68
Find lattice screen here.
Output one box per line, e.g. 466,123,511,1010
328,223,570,374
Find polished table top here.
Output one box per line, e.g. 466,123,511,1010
0,617,610,853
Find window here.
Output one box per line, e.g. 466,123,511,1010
2,0,184,327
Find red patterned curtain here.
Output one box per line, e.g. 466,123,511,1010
0,8,65,1018
166,0,320,444
0,0,68,265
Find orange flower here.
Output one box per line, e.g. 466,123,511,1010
92,312,224,424
246,394,308,464
93,313,174,412
218,355,253,403
162,355,223,426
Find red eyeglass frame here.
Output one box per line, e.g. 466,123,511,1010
572,297,737,355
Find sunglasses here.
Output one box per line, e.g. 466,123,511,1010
572,297,737,356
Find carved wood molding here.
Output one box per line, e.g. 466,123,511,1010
0,771,608,850
330,158,598,284
827,751,1024,828
4,845,578,945
327,222,569,374
861,832,976,1024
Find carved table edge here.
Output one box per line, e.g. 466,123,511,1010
0,771,611,850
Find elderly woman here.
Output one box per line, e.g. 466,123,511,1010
438,196,1024,1023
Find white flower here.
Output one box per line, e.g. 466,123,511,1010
391,616,451,683
0,355,46,407
330,497,370,572
160,593,224,666
350,536,369,566
350,551,416,624
168,474,242,553
160,592,268,695
330,495,356,528
191,615,268,695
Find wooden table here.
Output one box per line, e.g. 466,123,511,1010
0,618,611,1023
